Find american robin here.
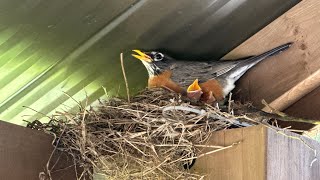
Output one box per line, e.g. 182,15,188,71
132,42,292,102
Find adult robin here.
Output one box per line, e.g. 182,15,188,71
132,42,292,103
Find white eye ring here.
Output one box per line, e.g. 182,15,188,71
154,53,164,61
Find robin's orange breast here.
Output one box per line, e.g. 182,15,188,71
199,79,224,103
148,70,185,94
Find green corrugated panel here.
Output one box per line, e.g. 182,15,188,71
0,0,298,126
0,0,145,125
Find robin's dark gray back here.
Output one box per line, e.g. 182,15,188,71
155,42,292,88
166,60,240,87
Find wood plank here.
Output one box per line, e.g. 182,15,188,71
284,85,320,120
242,125,266,180
262,68,320,113
266,127,320,180
192,125,320,180
191,128,226,179
223,0,320,110
191,125,266,180
283,86,320,133
0,121,77,180
224,128,244,180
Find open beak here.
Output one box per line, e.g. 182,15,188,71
132,50,152,62
187,79,203,101
187,79,202,92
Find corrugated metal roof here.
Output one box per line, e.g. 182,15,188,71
0,0,299,125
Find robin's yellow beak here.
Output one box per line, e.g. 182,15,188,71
132,50,152,62
187,79,202,92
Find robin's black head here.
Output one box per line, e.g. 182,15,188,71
132,50,174,77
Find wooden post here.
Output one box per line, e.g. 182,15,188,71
0,121,77,180
191,125,320,180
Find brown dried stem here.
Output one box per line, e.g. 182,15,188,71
30,88,317,180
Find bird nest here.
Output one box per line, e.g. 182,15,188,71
29,88,285,180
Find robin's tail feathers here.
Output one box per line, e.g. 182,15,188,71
222,42,292,80
249,42,292,61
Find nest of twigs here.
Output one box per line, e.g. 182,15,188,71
30,88,264,180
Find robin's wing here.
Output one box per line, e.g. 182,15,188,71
169,60,241,86
207,60,243,78
169,57,270,87
215,42,292,81
169,42,292,87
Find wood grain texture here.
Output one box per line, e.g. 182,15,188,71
0,121,77,180
266,127,320,180
285,86,320,120
283,86,320,131
191,125,266,180
262,68,320,113
223,0,320,111
192,125,320,180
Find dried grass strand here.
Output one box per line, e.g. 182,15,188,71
30,88,316,180
120,52,130,103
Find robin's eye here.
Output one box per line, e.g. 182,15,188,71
154,53,164,61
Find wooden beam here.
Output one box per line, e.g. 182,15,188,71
224,0,320,114
0,121,77,179
285,86,320,120
192,125,320,180
191,125,266,180
262,68,320,113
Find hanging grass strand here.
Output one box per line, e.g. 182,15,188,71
120,52,130,103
